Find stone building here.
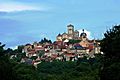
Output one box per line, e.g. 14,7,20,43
56,24,79,41
56,34,62,41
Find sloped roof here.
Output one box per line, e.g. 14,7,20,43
57,33,62,37
74,43,86,50
80,29,87,37
67,24,74,27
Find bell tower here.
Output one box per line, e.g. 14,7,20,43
67,24,74,35
80,29,87,41
67,24,74,39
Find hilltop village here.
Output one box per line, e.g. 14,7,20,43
16,24,101,67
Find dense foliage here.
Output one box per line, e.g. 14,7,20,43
100,25,120,80
36,55,102,80
0,43,39,80
68,39,81,44
39,38,52,44
101,25,120,58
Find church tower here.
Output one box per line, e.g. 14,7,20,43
80,29,87,41
67,24,74,39
67,24,74,35
74,30,79,39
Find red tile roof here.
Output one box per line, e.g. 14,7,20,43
65,53,75,57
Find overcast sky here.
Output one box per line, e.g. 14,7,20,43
0,0,120,48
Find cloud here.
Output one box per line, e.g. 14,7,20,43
0,3,43,12
78,29,93,39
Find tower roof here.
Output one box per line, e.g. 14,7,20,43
80,29,87,37
67,24,74,27
57,33,62,37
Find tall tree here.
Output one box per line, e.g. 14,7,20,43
0,42,19,80
101,25,120,59
100,25,120,80
0,42,5,57
17,45,24,53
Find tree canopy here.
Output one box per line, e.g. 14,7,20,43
68,39,81,44
39,38,52,44
0,42,39,80
100,25,120,58
100,25,120,80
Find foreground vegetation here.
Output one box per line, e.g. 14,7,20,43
37,56,101,80
100,25,120,80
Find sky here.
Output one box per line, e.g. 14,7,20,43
0,0,120,49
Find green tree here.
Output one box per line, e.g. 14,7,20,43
68,39,81,44
30,56,38,60
39,50,45,57
37,60,100,80
0,42,5,57
14,63,39,80
100,25,120,58
0,42,40,80
100,25,120,80
39,38,52,44
0,42,19,80
17,45,24,53
5,48,13,55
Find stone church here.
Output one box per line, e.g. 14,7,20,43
56,24,80,41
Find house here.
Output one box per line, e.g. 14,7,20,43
64,52,76,61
